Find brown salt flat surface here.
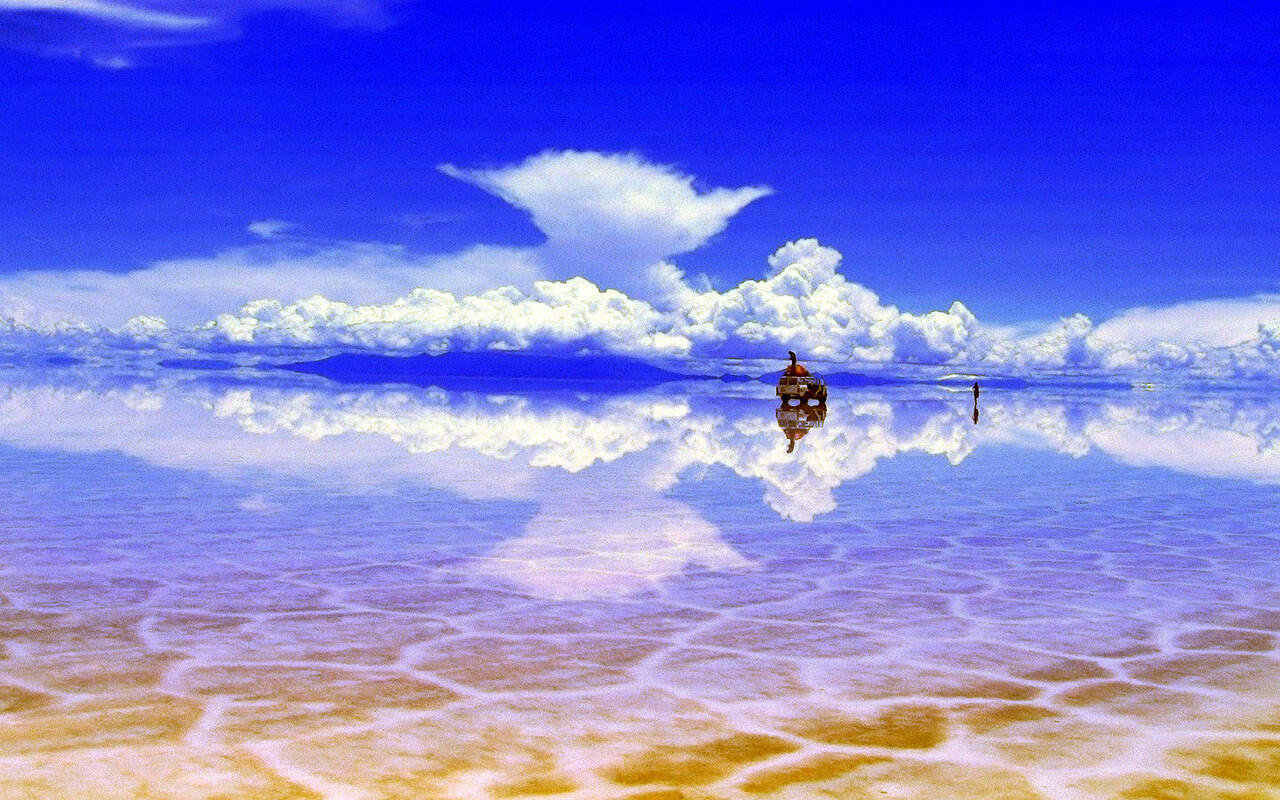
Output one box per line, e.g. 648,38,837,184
0,383,1278,798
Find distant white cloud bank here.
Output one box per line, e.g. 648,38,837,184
2,150,1279,381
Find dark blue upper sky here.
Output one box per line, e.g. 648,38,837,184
2,2,1278,322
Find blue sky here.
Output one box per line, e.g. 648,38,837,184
2,3,1280,378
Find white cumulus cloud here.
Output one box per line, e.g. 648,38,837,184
0,151,766,329
3,151,1280,382
440,150,771,296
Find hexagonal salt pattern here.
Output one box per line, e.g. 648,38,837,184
0,372,1278,799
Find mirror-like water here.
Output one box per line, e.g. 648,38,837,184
2,369,1278,798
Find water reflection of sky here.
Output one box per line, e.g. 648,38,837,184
6,370,1280,496
4,368,1280,797
5,369,1280,603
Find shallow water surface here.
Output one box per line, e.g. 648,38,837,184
1,370,1279,798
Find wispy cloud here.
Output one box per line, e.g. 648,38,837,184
393,211,460,231
1093,295,1280,348
0,238,543,328
246,218,296,239
0,0,210,29
0,0,396,64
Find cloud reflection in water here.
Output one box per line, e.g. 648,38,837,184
3,369,1280,600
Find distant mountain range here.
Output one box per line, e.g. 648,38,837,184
278,351,707,387
270,351,1133,392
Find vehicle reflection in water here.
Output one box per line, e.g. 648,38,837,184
5,366,1280,524
776,401,826,453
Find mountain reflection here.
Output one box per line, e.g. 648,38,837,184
4,370,1280,523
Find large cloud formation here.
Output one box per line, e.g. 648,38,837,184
441,150,771,295
0,150,765,328
2,150,1279,381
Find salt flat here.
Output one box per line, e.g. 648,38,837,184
0,370,1277,799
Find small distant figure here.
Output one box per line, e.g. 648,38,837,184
972,381,980,402
785,350,810,377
